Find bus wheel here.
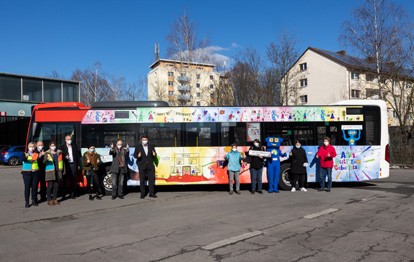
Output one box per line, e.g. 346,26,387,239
102,166,113,195
278,163,292,191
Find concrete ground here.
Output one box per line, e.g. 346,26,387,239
0,166,413,262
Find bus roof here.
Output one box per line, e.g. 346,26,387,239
33,102,89,110
91,101,169,108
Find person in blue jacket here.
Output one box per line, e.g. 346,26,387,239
225,143,243,195
265,137,287,193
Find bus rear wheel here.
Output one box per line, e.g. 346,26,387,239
102,166,113,195
278,163,292,191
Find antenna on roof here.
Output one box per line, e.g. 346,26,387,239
155,43,160,61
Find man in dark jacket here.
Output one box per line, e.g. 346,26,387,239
109,139,129,200
61,135,80,199
289,140,309,192
134,135,157,199
246,139,266,194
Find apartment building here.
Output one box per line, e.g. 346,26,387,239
148,59,224,106
282,47,414,125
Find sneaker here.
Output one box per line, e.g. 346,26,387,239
32,201,38,207
149,194,157,198
96,195,102,200
257,190,263,194
235,190,241,195
118,195,124,199
111,196,117,200
300,187,308,192
251,190,255,194
326,189,331,192
89,195,94,201
25,202,30,208
318,188,325,192
229,190,233,195
291,187,296,192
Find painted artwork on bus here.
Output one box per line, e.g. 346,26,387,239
83,144,381,186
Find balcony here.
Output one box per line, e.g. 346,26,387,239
177,76,189,82
177,94,191,101
177,85,191,92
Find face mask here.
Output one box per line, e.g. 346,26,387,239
254,143,259,147
89,149,95,153
232,148,237,152
117,145,122,149
66,140,72,145
37,146,43,151
324,141,329,146
142,141,148,145
28,147,34,152
50,146,56,151
295,145,300,149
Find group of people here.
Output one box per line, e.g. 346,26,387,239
21,135,158,208
22,134,336,208
225,137,337,195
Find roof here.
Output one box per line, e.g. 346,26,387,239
0,72,80,84
307,47,414,80
149,59,215,69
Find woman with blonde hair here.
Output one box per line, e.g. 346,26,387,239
21,142,40,208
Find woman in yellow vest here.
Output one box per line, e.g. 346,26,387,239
44,141,63,206
21,142,40,208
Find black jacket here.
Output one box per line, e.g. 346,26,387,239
290,147,308,174
61,143,80,169
247,145,265,169
134,144,157,171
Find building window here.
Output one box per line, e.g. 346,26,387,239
168,71,174,77
168,91,174,96
351,89,361,98
44,81,62,102
299,95,308,103
299,63,307,71
300,78,308,87
406,83,413,88
210,75,214,80
196,74,201,79
0,75,21,101
351,72,359,80
168,81,174,86
196,83,200,88
196,93,201,97
210,84,214,89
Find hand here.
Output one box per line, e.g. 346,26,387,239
289,152,292,156
152,151,156,157
259,155,263,159
110,143,114,149
87,159,90,163
138,152,141,158
327,153,331,157
97,159,100,163
316,155,319,159
126,143,129,149
66,155,69,159
303,163,309,167
40,151,45,156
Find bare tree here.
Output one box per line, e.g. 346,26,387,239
119,77,147,101
267,31,300,105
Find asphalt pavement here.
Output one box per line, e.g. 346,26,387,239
0,166,413,262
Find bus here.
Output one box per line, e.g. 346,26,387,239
27,100,390,194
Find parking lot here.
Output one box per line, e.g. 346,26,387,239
0,166,413,261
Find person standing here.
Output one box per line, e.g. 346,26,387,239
21,142,40,208
44,141,63,206
36,141,47,202
289,140,309,192
109,139,129,200
316,137,337,192
246,139,266,194
134,135,157,199
82,145,102,201
61,135,80,200
225,143,243,195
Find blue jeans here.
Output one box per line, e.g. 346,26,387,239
319,167,332,189
250,168,263,191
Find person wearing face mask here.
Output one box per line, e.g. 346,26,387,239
289,140,308,192
82,145,102,201
316,137,337,192
61,135,81,200
36,140,47,202
44,141,63,206
134,135,157,199
225,143,244,195
109,139,129,200
21,142,40,208
246,139,266,194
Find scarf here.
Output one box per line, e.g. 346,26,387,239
116,148,125,167
87,151,97,166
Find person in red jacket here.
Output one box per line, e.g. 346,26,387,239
316,137,337,192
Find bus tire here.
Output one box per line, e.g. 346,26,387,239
278,163,292,191
102,166,113,195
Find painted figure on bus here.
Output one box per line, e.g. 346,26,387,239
342,129,361,146
265,137,287,193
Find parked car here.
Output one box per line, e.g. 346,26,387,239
0,146,26,166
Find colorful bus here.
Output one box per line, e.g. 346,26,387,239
27,100,390,193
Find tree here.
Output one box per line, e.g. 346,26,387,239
267,31,300,105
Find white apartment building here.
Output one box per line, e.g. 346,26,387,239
283,47,414,125
148,59,222,106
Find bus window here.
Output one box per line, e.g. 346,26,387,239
136,123,181,147
220,122,247,146
263,122,313,146
317,126,327,145
82,124,135,148
184,123,218,147
33,122,77,149
364,107,381,145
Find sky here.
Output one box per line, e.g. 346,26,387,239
1,0,414,88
